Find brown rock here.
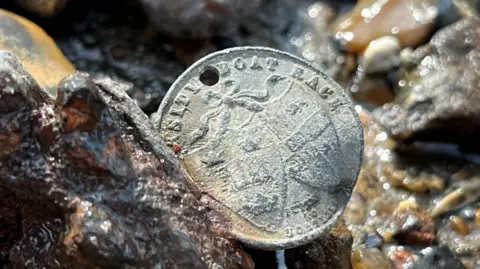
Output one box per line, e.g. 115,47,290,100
385,203,436,246
285,220,353,269
0,51,252,269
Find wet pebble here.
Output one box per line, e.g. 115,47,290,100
384,202,436,246
0,8,75,97
450,215,470,235
388,249,415,269
352,246,393,269
332,0,437,54
362,36,401,74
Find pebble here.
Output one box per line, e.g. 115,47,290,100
332,0,437,53
352,246,393,269
386,203,436,246
0,9,75,97
389,249,415,269
362,36,401,74
450,215,470,235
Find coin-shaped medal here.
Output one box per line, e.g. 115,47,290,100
154,47,363,250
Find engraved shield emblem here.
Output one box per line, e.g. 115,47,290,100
183,75,342,232
156,47,363,249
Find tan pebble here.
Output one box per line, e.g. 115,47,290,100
450,215,470,235
475,208,480,227
331,0,437,53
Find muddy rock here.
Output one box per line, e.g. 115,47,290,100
285,220,352,269
0,8,74,97
373,18,480,145
14,0,68,17
137,0,262,39
0,51,252,269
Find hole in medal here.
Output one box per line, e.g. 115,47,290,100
199,67,220,86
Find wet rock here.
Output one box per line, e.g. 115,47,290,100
0,51,253,268
283,2,350,84
0,9,75,97
137,0,262,39
14,0,68,17
349,73,394,108
388,249,415,269
352,246,393,269
373,18,480,145
430,169,480,217
410,246,467,269
332,0,438,54
357,109,459,195
450,215,471,235
384,202,436,246
437,213,480,266
49,1,185,114
365,230,384,249
285,220,352,269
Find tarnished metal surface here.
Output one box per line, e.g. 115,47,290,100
154,47,363,250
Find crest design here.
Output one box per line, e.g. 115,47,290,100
186,75,341,231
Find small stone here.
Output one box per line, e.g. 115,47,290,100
410,246,467,269
450,215,470,235
0,9,75,97
389,250,415,269
352,246,394,269
362,36,401,74
172,143,181,153
332,0,437,54
386,204,436,246
365,230,384,249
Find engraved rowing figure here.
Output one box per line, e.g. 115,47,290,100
154,47,363,250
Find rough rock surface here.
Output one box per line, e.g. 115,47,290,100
137,0,262,39
373,18,480,146
0,50,253,269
